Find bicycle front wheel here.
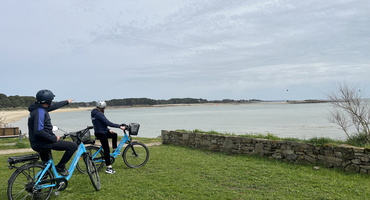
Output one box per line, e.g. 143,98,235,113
77,146,104,173
7,162,54,200
122,141,149,168
84,154,101,191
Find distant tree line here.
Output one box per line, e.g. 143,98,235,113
73,98,259,108
0,93,260,109
0,93,36,108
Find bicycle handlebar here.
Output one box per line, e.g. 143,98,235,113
60,134,69,140
58,126,94,140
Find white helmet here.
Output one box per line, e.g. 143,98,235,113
96,101,106,108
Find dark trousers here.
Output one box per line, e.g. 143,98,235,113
38,140,78,169
94,131,118,166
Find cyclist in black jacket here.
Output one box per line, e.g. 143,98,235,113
91,100,126,174
28,89,77,176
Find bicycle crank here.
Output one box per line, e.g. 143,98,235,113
110,156,115,165
55,178,68,191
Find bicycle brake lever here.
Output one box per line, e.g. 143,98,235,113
60,133,69,140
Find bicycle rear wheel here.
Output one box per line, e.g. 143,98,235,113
84,153,101,191
122,141,149,168
77,146,104,173
7,162,54,200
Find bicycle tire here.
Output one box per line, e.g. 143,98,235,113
77,146,104,173
122,141,149,168
84,154,101,191
7,162,54,200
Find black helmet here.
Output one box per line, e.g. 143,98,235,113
36,89,55,104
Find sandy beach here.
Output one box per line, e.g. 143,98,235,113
1,107,95,125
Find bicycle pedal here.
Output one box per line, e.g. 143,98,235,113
54,191,60,196
57,182,66,190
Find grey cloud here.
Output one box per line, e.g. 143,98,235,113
1,0,370,101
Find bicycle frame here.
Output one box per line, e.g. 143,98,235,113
7,126,100,200
91,133,130,162
34,141,88,190
76,124,149,172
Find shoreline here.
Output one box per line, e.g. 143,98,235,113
1,107,95,125
0,101,298,125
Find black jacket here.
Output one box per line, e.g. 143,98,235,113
28,101,69,151
91,108,121,134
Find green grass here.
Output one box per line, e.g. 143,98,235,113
1,145,370,199
0,137,30,150
0,137,23,144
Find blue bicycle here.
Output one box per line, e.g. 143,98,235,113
7,126,100,200
76,123,149,174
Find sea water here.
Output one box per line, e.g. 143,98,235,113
12,103,347,140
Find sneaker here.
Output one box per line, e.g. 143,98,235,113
105,167,116,174
56,166,69,176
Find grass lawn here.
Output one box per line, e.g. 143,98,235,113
1,144,370,200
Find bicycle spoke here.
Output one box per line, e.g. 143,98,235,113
8,163,54,200
122,142,149,168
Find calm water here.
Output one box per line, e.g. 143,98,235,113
12,103,347,140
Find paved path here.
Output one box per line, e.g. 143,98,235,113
0,148,35,155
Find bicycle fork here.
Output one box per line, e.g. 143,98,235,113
129,143,139,157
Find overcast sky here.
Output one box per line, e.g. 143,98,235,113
1,0,369,102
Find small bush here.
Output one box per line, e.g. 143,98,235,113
345,132,369,147
306,137,341,146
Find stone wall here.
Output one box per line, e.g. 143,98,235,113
161,130,370,174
